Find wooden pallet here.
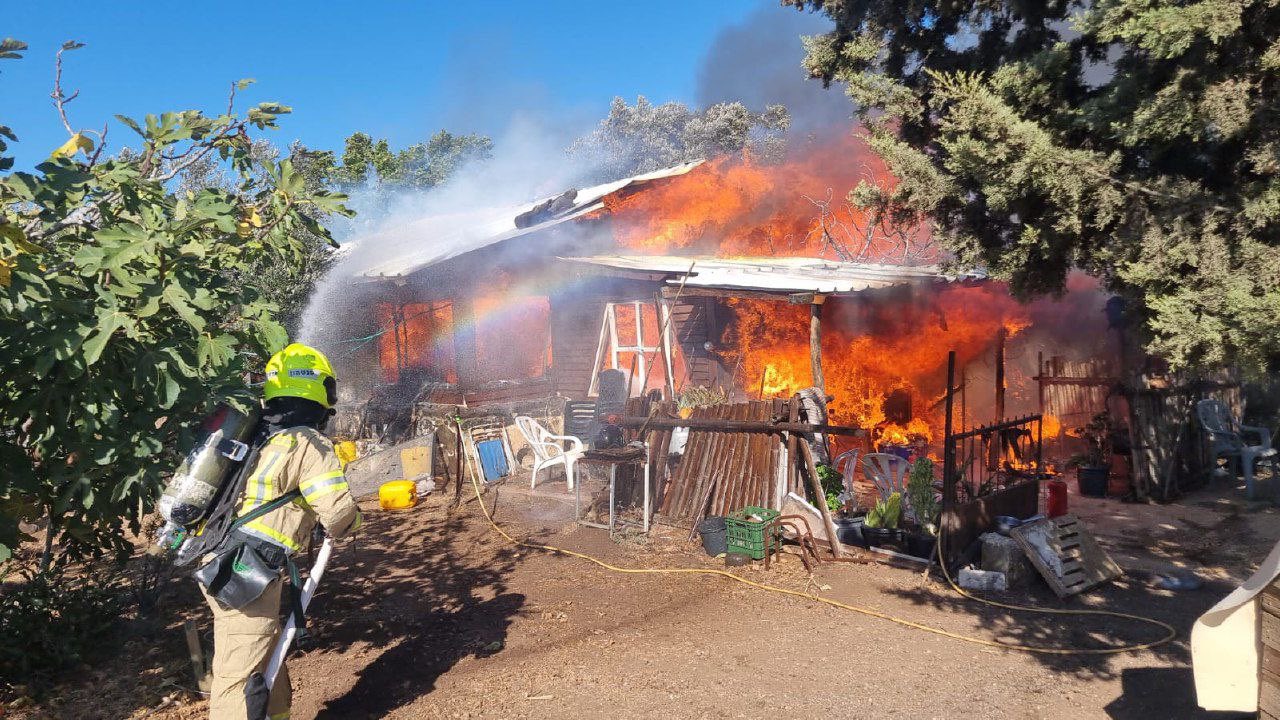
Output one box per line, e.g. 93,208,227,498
1010,515,1121,598
1261,580,1280,719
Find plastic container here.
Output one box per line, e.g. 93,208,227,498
379,480,418,510
697,516,728,557
861,526,904,550
1045,479,1068,518
1077,467,1109,498
334,440,358,469
726,506,781,560
905,532,937,560
833,516,866,547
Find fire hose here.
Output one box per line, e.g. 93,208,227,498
468,472,1177,656
244,537,335,720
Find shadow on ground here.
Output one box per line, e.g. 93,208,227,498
1103,667,1253,719
304,497,529,719
883,564,1229,680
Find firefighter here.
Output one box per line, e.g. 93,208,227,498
198,343,362,720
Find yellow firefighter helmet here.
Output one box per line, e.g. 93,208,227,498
263,343,337,408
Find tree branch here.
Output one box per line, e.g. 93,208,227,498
87,122,108,167
51,43,81,137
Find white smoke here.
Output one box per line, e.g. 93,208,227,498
295,4,854,384
296,113,605,351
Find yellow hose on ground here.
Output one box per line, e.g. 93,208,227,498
469,474,1176,655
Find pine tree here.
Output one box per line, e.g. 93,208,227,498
787,0,1280,372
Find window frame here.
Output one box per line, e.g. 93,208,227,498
588,300,677,397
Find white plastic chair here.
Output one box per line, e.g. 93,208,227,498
863,452,918,522
1197,399,1276,499
515,416,585,491
833,448,861,496
862,452,910,500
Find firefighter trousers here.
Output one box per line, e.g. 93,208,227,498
200,578,292,720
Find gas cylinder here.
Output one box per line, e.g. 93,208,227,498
156,404,259,546
1045,478,1069,518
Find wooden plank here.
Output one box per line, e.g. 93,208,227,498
183,620,210,693
1262,645,1280,674
1261,585,1280,618
1264,612,1280,652
1262,668,1280,719
799,437,842,558
621,415,866,437
400,444,434,481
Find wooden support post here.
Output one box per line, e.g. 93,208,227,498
391,305,405,380
942,351,957,564
798,438,843,558
1037,350,1047,466
989,327,1008,469
786,395,799,497
995,326,1007,421
654,293,677,400
620,415,865,436
183,620,210,693
809,294,826,392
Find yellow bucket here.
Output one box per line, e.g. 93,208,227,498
378,480,418,510
334,440,358,469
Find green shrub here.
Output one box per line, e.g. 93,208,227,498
0,567,125,688
815,463,844,512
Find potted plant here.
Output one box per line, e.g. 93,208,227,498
676,386,727,419
1069,412,1112,498
904,457,940,560
817,463,865,546
862,492,904,549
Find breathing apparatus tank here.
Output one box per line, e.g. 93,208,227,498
155,403,259,552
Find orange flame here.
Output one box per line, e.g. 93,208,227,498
879,418,933,446
375,302,457,384
1041,413,1062,439
603,134,935,263
597,132,1036,444
724,286,1030,439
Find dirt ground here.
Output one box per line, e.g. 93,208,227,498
11,470,1280,720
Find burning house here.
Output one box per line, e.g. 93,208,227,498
320,138,1105,441
317,134,1233,537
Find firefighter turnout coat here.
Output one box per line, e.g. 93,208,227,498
203,426,361,720
236,427,362,551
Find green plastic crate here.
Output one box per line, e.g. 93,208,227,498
725,506,782,560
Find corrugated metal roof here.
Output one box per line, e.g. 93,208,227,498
559,255,984,295
353,161,704,278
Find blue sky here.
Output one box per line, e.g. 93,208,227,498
3,1,840,170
